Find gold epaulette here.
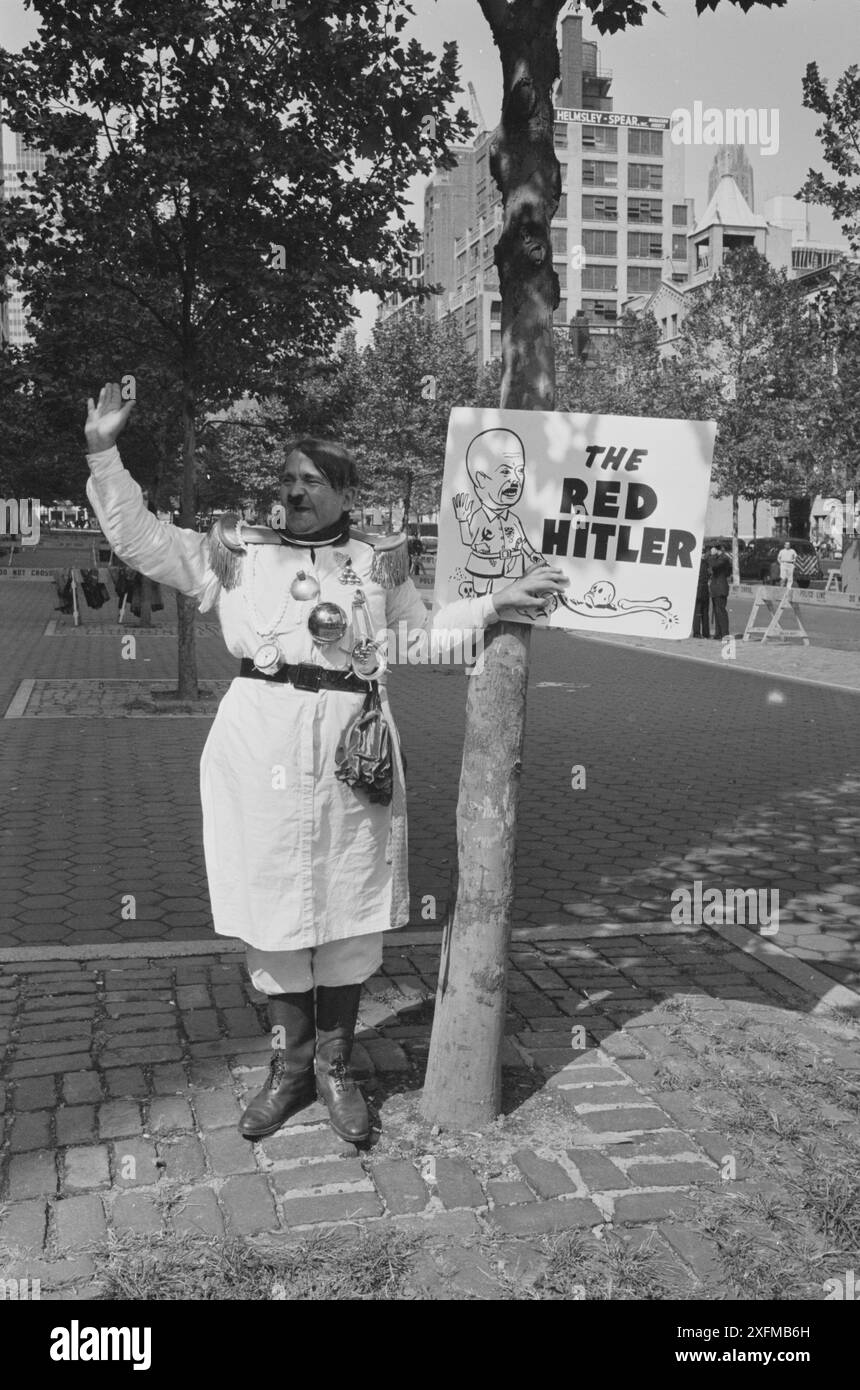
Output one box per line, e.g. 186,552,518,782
207,516,410,592
350,528,409,588
206,513,281,590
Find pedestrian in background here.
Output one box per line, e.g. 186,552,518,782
708,544,732,640
778,540,798,587
692,552,710,638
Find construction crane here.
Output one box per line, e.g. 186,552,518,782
467,82,487,135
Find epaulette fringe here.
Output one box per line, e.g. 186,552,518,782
207,513,246,591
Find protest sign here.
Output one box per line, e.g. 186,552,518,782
435,408,716,639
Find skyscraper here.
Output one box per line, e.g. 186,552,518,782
1,130,46,347
707,144,755,211
404,11,693,363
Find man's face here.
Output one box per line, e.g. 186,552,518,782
279,450,355,534
474,441,526,508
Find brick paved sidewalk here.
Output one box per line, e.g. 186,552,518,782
574,629,860,693
1,927,858,1300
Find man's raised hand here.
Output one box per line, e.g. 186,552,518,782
85,382,135,453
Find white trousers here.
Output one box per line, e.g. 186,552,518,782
246,933,383,995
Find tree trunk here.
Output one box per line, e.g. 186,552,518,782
788,495,812,540
752,497,758,539
421,0,564,1129
731,493,740,587
177,391,199,701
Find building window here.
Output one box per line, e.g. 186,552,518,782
628,128,664,157
550,226,567,254
628,163,663,191
628,231,663,259
695,240,710,271
672,203,688,226
582,195,618,222
553,122,567,149
582,160,618,187
555,261,568,290
582,264,617,291
671,313,679,336
672,234,687,260
724,233,756,255
553,297,568,325
583,229,618,257
627,265,661,293
582,126,617,151
456,252,466,279
555,193,567,219
490,299,501,321
582,298,617,323
627,198,663,224
490,329,502,358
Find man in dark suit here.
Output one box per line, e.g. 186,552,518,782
692,553,710,638
708,545,732,639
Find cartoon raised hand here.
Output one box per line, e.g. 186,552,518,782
452,492,474,522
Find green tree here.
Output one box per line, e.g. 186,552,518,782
0,0,471,693
348,313,479,524
798,62,860,561
553,312,674,418
669,247,836,570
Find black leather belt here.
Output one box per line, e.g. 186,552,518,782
238,658,373,694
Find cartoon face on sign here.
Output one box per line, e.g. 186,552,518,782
451,429,546,596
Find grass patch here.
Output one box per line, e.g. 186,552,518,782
493,1229,691,1301
90,1227,418,1301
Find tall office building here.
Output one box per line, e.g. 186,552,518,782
707,144,755,211
1,131,46,347
420,11,692,363
378,146,475,327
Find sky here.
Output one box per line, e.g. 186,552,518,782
1,0,853,342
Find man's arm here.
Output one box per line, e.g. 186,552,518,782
85,383,219,610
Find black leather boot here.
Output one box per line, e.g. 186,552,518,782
238,991,316,1140
315,984,371,1144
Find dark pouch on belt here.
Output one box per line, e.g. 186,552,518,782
334,684,394,806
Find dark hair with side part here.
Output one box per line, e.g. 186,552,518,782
282,438,358,493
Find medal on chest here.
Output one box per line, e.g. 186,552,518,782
247,549,385,679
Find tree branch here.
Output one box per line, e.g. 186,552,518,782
476,0,510,36
108,277,179,341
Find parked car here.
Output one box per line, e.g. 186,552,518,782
738,537,822,588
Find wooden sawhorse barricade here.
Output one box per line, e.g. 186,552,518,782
743,586,809,645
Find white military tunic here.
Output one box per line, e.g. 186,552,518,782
86,447,497,952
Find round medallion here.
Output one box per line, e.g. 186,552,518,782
290,569,321,602
307,602,348,645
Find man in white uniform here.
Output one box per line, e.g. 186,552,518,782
84,384,568,1144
